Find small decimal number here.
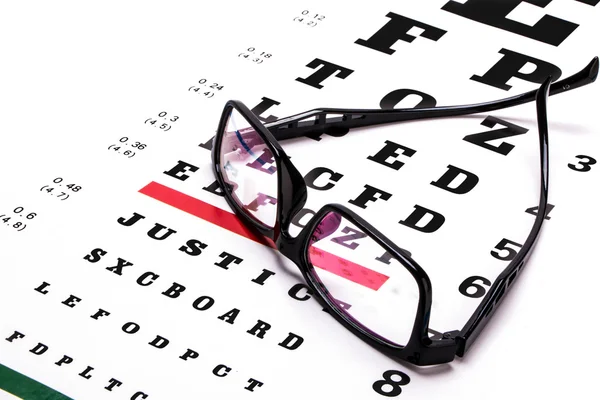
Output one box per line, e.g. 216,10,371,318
108,137,147,159
188,79,224,99
145,111,179,131
238,47,272,64
0,206,37,232
40,177,82,201
293,10,325,27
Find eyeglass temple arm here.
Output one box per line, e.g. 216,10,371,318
266,57,598,141
454,76,551,358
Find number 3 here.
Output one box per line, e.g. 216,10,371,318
568,155,596,172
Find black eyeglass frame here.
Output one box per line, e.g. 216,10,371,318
211,58,598,366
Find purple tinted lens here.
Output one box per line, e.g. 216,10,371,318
220,108,278,228
308,211,419,346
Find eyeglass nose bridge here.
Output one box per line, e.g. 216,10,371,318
275,153,308,244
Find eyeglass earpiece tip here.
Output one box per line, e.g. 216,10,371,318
589,56,599,83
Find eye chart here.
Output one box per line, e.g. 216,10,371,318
0,1,598,399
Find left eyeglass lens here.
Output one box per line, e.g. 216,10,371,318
219,108,279,228
307,211,420,346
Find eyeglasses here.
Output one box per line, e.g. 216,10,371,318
211,57,598,366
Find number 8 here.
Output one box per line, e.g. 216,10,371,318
372,370,410,397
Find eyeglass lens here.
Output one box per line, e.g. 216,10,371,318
220,108,279,228
307,211,420,346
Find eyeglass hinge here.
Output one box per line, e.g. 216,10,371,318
441,330,460,340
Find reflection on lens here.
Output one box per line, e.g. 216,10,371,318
219,108,278,228
308,211,419,346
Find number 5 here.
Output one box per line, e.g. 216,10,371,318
491,238,523,261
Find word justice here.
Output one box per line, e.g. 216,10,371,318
114,210,354,305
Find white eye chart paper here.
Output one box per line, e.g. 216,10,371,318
0,1,599,399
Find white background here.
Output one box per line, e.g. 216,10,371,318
0,1,599,399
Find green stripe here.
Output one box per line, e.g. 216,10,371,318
0,364,71,400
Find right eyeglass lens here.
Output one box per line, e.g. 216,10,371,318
307,211,420,346
219,108,279,228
